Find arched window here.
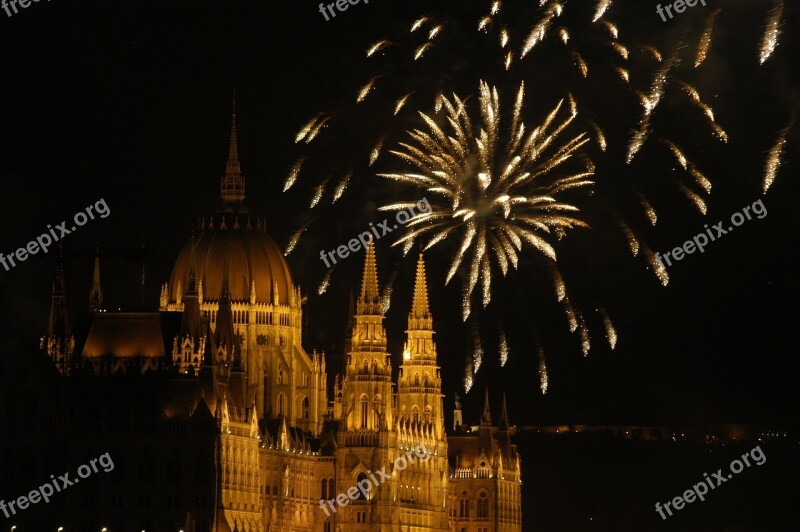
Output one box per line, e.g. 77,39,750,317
363,359,369,374
425,405,433,423
411,406,420,423
277,393,287,417
459,494,469,517
327,478,335,499
373,394,382,415
477,491,489,518
354,473,369,500
321,477,329,500
302,397,310,419
361,395,369,429
414,373,420,386
476,460,491,479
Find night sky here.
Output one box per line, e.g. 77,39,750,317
0,0,797,429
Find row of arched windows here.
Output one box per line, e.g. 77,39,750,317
454,490,490,518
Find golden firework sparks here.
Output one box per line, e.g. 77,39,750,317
381,81,593,319
593,0,612,23
759,0,783,65
763,117,793,193
695,8,721,68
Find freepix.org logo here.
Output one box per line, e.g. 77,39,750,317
319,443,430,516
0,198,111,273
319,197,430,268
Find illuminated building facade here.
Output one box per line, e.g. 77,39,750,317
25,106,522,531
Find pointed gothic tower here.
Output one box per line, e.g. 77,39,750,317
394,252,450,524
89,241,103,312
43,244,72,374
341,242,394,433
173,235,204,375
220,94,245,208
397,252,445,438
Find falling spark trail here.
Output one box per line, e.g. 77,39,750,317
759,0,783,65
295,115,321,143
617,218,640,256
499,328,509,367
317,267,334,295
592,0,611,23
643,243,669,286
695,9,721,68
763,117,793,193
367,40,391,57
333,170,352,203
411,17,429,32
370,137,385,165
357,77,378,103
676,182,707,215
537,344,548,395
575,309,591,356
638,194,657,226
598,308,617,349
283,159,304,192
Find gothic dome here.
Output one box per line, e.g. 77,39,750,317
168,216,294,304
166,99,294,306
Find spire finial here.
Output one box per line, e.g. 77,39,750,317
499,392,509,428
481,387,492,426
187,232,197,295
221,92,245,206
410,252,431,320
357,242,380,314
90,240,103,312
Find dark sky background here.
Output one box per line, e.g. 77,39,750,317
0,0,797,429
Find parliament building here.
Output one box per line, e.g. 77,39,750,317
6,105,523,531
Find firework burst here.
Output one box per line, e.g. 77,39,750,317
284,0,786,392
379,80,594,320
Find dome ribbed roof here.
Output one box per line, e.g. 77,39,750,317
169,215,293,304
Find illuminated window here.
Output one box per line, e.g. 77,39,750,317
477,491,489,517
361,395,369,428
354,474,368,500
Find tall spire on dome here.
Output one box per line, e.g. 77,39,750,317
89,240,103,312
220,90,245,207
357,242,381,315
